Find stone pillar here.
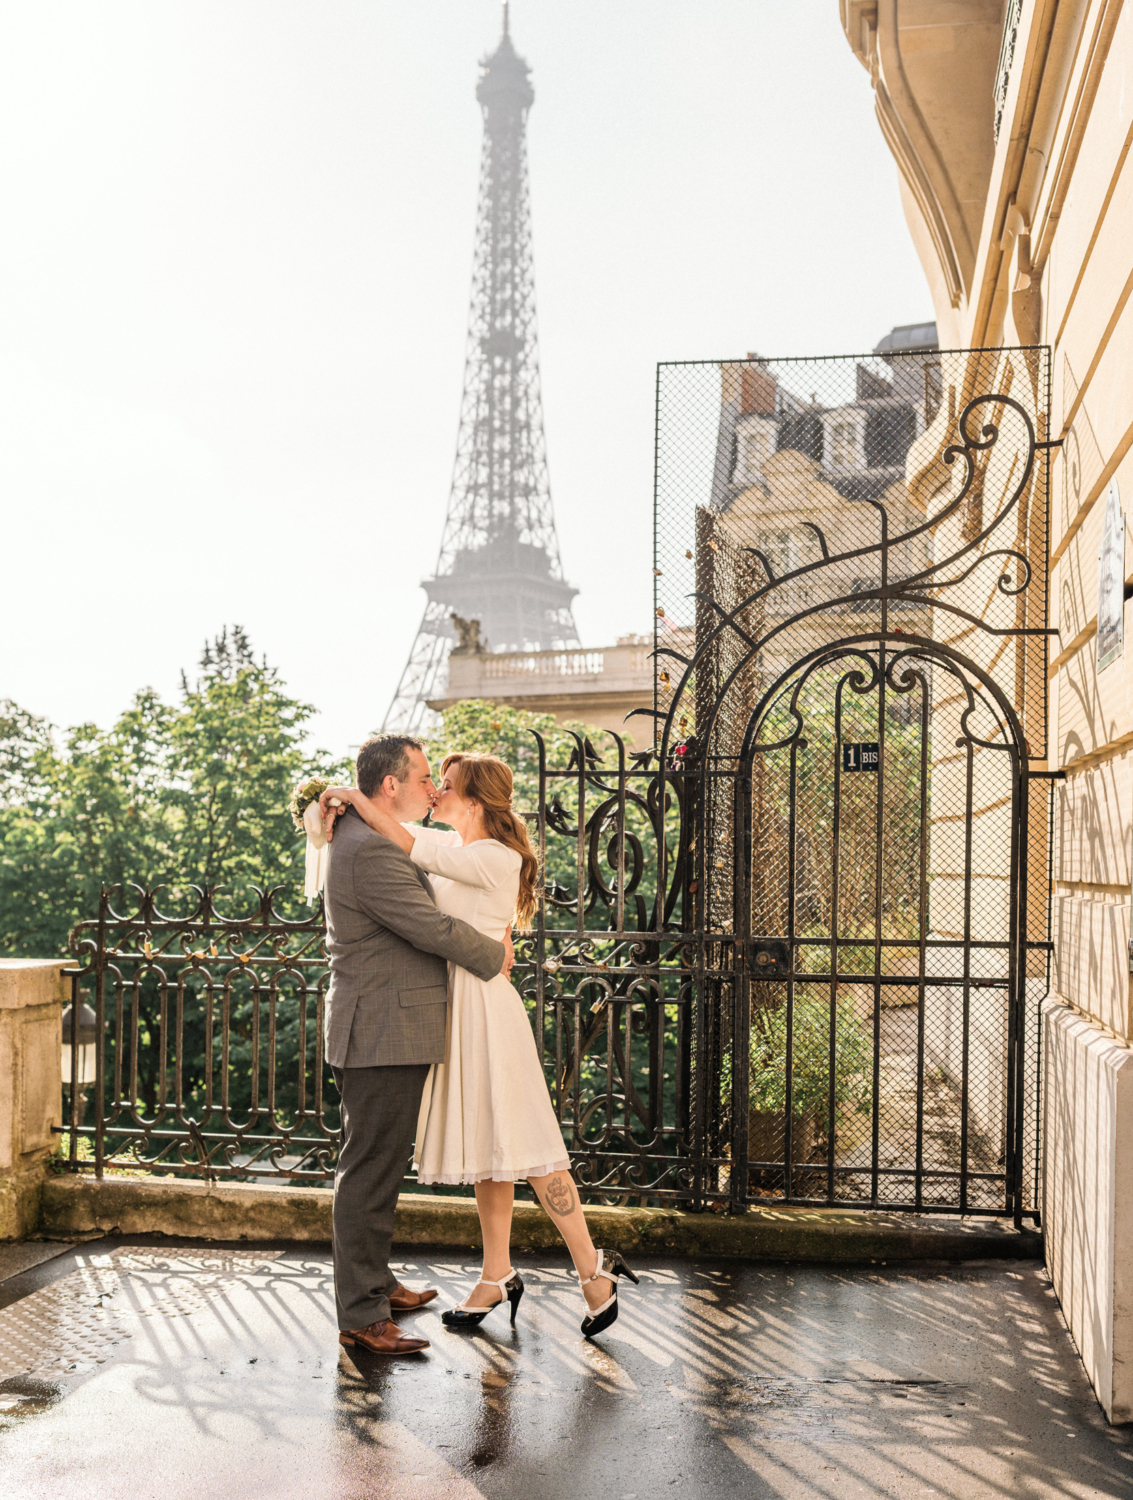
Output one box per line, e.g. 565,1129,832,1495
0,960,67,1240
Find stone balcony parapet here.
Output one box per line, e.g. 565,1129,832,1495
429,638,655,740
444,640,651,697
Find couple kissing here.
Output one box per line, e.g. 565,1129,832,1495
318,734,638,1356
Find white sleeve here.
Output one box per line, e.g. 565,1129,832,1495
409,837,518,891
403,822,461,847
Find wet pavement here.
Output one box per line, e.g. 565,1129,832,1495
0,1239,1130,1499
0,1240,73,1282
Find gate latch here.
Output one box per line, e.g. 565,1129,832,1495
749,940,790,978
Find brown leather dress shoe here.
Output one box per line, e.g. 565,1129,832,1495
339,1319,429,1354
388,1283,439,1312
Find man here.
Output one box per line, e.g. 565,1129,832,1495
324,734,512,1356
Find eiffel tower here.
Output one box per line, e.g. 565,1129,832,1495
383,4,579,733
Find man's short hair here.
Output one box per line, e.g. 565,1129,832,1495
356,735,424,798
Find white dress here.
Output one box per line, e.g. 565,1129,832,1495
408,824,570,1185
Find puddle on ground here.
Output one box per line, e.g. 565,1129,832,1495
0,1375,64,1428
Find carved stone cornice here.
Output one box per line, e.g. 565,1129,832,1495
873,70,966,309
840,1,1004,318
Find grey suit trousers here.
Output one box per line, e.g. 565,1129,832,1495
331,1062,430,1330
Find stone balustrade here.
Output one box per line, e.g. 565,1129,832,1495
429,638,653,741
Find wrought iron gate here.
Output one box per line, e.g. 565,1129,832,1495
648,345,1055,1221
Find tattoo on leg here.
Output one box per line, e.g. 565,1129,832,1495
544,1175,576,1217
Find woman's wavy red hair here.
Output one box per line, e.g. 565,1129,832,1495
442,752,539,926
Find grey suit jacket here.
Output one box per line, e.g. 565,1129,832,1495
323,806,505,1068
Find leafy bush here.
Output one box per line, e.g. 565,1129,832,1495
722,991,872,1121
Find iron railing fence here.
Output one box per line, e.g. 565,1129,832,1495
61,729,703,1202
64,890,335,1183
59,738,1054,1216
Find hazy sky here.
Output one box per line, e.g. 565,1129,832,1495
0,0,931,756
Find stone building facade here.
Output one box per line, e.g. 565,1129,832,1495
840,0,1133,1422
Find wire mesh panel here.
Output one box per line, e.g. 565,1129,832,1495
653,347,1053,1219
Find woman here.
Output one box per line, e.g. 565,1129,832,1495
320,752,637,1338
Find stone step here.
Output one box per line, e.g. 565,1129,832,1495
37,1175,1043,1263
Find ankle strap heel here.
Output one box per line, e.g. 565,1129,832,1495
579,1249,639,1339
441,1269,525,1330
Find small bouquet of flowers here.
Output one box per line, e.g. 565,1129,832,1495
288,777,331,833
288,777,344,903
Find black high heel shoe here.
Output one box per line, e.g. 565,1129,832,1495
441,1269,525,1329
579,1249,639,1338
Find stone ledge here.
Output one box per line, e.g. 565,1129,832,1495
0,959,70,1010
39,1174,1044,1262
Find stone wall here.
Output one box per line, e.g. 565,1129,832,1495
1039,1,1133,1425
841,0,1133,1423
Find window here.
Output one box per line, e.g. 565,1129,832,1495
829,419,859,469
733,417,775,483
761,529,801,577
777,413,824,462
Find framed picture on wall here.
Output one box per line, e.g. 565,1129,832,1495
1097,479,1124,676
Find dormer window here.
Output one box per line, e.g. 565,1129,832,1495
831,420,857,467
864,405,917,468
821,408,865,472
732,414,776,485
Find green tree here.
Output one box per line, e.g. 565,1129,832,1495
0,701,89,955
0,627,350,957
168,626,343,897
418,697,615,807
